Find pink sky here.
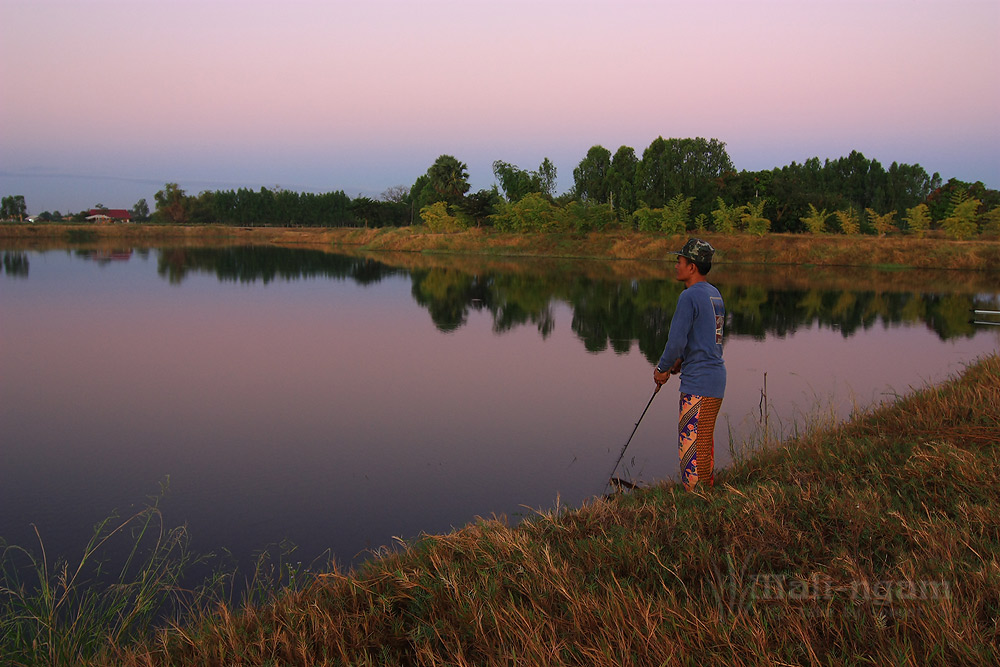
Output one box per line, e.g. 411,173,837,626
1,0,998,213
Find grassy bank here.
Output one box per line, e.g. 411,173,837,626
3,223,1000,271
77,354,1000,666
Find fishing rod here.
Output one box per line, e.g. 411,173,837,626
604,383,661,496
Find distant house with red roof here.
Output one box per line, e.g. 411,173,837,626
86,208,131,222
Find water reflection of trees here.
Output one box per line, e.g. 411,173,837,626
2,251,29,277
155,247,407,285
410,269,494,333
152,247,996,357
75,248,134,264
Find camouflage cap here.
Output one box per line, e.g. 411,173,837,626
669,238,715,264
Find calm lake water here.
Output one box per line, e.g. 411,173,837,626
1,245,998,575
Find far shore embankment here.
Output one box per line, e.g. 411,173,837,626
3,222,1000,274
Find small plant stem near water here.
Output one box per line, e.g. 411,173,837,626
761,371,769,447
1,484,323,666
1,483,196,665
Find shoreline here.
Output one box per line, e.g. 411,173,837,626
3,222,1000,272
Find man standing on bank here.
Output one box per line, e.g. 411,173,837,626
653,238,726,491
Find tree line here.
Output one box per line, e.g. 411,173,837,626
412,139,999,238
5,137,999,237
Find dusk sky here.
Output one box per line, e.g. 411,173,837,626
2,0,998,214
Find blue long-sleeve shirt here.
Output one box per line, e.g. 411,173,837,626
657,281,726,398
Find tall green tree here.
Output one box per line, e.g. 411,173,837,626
884,161,939,216
493,158,557,201
765,164,809,231
493,161,536,202
1,195,27,221
131,199,149,222
637,137,733,217
537,158,557,198
573,145,612,204
153,183,189,224
187,191,215,224
609,146,639,219
826,150,888,212
410,174,433,219
426,155,470,206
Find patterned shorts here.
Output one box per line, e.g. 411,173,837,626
679,393,723,491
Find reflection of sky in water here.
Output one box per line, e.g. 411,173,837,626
1,250,997,573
